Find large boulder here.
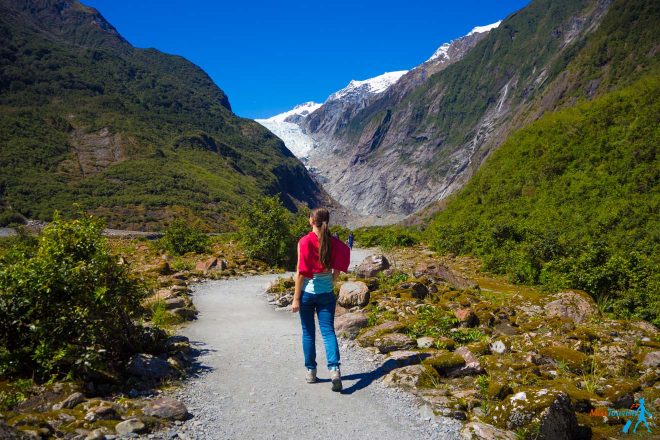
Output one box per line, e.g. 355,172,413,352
544,291,598,324
338,281,370,308
356,255,390,278
373,332,416,353
195,257,227,273
127,354,173,379
334,312,369,339
142,397,189,421
489,389,579,440
414,262,478,290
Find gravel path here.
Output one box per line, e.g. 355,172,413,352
152,249,462,439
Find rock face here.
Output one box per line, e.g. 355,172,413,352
334,312,369,339
356,255,390,278
337,281,370,307
142,397,189,421
373,332,416,353
127,354,172,379
544,291,599,324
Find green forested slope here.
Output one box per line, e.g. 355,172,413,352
0,0,326,230
425,76,659,324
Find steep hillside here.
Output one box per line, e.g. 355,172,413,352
307,0,658,218
426,76,659,324
0,0,329,230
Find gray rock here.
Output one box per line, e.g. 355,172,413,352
52,392,85,410
127,353,173,379
490,340,508,354
544,291,598,324
493,321,518,336
337,281,370,308
382,350,432,372
374,333,416,354
334,312,369,339
460,422,516,440
382,364,427,388
165,297,186,310
355,255,390,278
84,405,120,422
642,351,660,368
115,419,146,435
171,307,197,320
142,397,189,421
84,429,106,440
447,346,484,377
416,336,435,349
413,262,478,290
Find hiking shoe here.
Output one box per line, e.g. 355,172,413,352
305,368,317,383
330,367,342,392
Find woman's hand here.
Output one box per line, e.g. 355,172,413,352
291,299,300,313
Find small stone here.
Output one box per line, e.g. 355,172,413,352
84,404,120,422
53,392,86,410
642,351,660,368
490,340,507,354
142,397,189,421
373,332,417,354
115,419,146,435
85,429,106,440
417,336,435,349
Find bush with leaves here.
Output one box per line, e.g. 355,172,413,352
159,219,210,255
237,196,293,266
0,214,147,380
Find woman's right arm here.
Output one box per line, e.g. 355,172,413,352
292,241,303,313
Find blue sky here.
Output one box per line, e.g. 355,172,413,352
84,0,530,119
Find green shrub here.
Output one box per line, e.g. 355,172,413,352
0,214,147,379
355,225,420,250
407,305,458,339
159,219,210,255
237,196,293,266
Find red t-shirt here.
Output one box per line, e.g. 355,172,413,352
298,231,350,278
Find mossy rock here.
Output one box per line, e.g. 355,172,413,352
435,337,456,351
416,364,443,388
356,321,406,347
423,350,465,375
539,345,588,373
599,378,641,408
488,387,579,437
466,341,491,356
487,381,514,400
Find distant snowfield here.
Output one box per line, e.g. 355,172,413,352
256,102,320,158
256,118,317,158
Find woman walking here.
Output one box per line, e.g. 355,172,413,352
291,207,350,391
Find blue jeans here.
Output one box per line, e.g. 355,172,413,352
299,291,340,370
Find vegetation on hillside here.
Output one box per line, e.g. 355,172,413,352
0,1,323,230
425,76,659,325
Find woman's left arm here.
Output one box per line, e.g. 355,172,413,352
292,242,303,313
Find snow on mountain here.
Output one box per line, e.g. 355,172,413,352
327,71,408,102
427,20,502,62
467,20,502,36
256,102,321,159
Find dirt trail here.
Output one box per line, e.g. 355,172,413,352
163,249,461,439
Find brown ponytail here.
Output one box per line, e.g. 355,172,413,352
311,207,332,269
